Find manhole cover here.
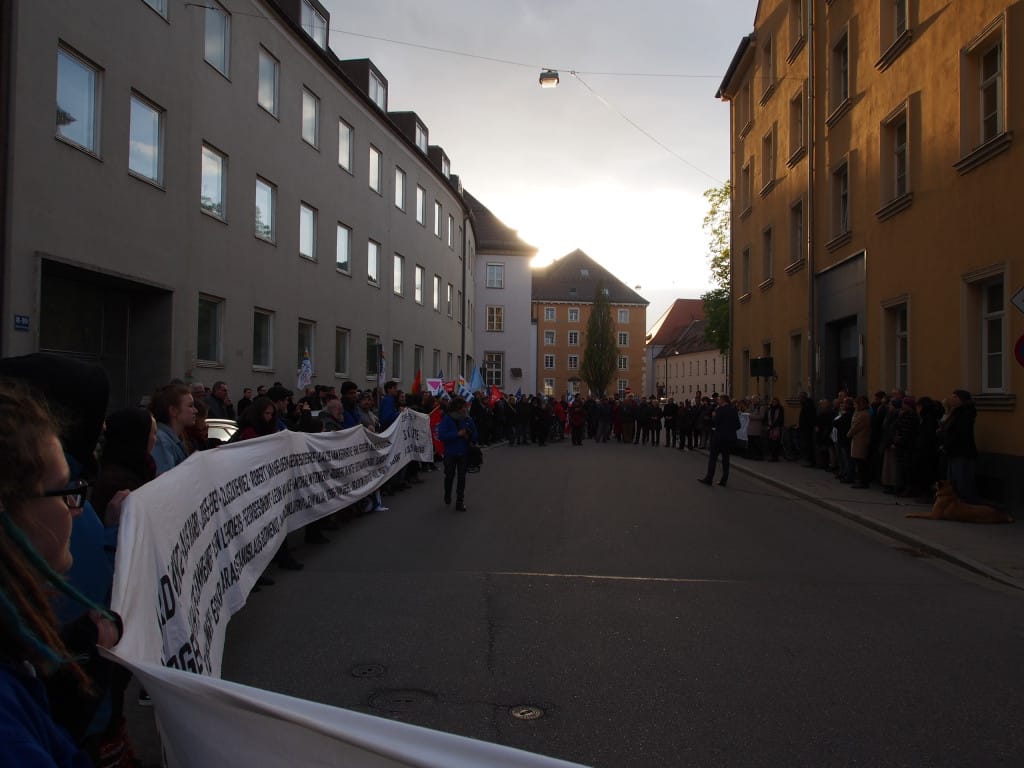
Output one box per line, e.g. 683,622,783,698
368,689,436,713
511,705,544,721
351,664,386,679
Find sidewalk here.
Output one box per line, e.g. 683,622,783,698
722,452,1024,591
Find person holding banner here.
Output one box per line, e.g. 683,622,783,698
438,397,477,511
0,379,121,767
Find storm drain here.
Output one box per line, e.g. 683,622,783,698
368,689,437,714
510,705,544,721
350,663,386,679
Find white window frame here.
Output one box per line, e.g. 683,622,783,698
203,1,230,77
544,307,556,322
300,0,327,49
299,202,316,260
336,222,351,273
255,177,276,242
544,330,556,345
981,277,1005,392
392,340,404,380
393,253,404,296
486,263,505,289
433,275,441,311
369,146,382,193
253,309,274,369
297,319,315,371
415,123,428,153
334,327,350,376
486,306,504,332
302,87,319,148
617,379,629,394
367,240,380,285
617,332,629,346
568,307,580,322
447,214,455,248
200,143,227,220
366,334,381,381
484,352,504,388
789,198,804,265
414,265,425,304
568,354,579,370
543,378,555,396
617,309,629,324
142,0,168,17
257,47,279,117
56,46,101,155
416,186,426,225
543,355,555,370
618,356,628,371
832,161,850,237
128,92,164,185
446,283,453,317
197,294,224,364
830,31,850,112
568,331,580,346
338,119,353,172
369,71,386,109
394,166,406,210
434,201,442,238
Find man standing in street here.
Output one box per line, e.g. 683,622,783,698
439,396,477,511
698,394,741,487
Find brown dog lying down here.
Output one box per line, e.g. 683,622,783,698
906,481,1014,523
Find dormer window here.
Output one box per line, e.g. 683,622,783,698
369,72,386,109
415,123,428,153
300,1,326,49
441,156,450,178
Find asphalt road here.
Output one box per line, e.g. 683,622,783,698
213,439,1024,767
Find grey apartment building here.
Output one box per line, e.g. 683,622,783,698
0,0,475,408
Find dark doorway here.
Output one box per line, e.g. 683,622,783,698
825,316,859,397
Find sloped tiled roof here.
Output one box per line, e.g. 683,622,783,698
646,298,705,345
464,190,537,256
656,319,717,358
532,249,649,305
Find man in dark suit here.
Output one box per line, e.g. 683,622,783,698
698,394,741,487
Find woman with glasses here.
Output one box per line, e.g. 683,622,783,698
0,378,119,767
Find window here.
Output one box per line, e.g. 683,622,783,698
568,331,580,346
789,0,805,53
369,71,386,109
982,278,1005,390
203,1,230,76
415,123,428,153
761,128,776,193
544,330,555,345
762,227,774,283
894,0,908,37
894,304,909,391
338,120,352,171
297,320,315,369
957,21,1009,168
300,0,326,48
543,379,555,396
737,80,753,136
832,162,850,237
740,161,753,214
446,353,453,377
253,309,274,369
741,247,751,294
365,335,380,380
830,32,849,111
367,240,380,284
369,146,382,193
302,88,319,148
414,265,424,304
617,379,628,394
442,156,450,178
432,349,441,377
568,355,579,370
446,283,453,317
544,307,556,321
486,264,505,288
447,214,455,247
197,295,223,364
416,186,426,225
299,203,316,259
334,328,350,375
414,346,424,378
880,0,910,57
617,309,629,323
618,356,628,370
881,108,910,201
484,352,504,387
617,332,629,346
457,290,463,323
789,88,805,160
56,47,100,154
433,275,441,311
487,306,504,332
128,93,163,183
393,254,404,296
434,201,442,237
568,308,580,322
761,34,775,100
392,340,403,380
142,0,167,16
255,178,276,241
200,144,226,219
980,41,1003,144
543,355,555,370
789,199,804,265
258,48,278,116
336,223,351,272
394,167,406,210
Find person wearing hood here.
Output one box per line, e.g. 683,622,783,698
940,389,979,501
438,397,477,511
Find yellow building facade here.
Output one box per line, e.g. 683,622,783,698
719,0,1023,504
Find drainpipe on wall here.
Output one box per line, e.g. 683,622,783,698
460,215,468,378
806,1,817,399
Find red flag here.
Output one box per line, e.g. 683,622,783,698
429,406,443,457
411,369,422,395
488,385,502,407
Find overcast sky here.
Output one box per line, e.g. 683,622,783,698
321,0,758,327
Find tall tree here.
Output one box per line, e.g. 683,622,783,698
700,181,731,354
580,281,617,396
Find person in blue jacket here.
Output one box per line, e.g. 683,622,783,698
438,397,478,512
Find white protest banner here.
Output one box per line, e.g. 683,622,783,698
111,410,433,677
102,655,588,768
